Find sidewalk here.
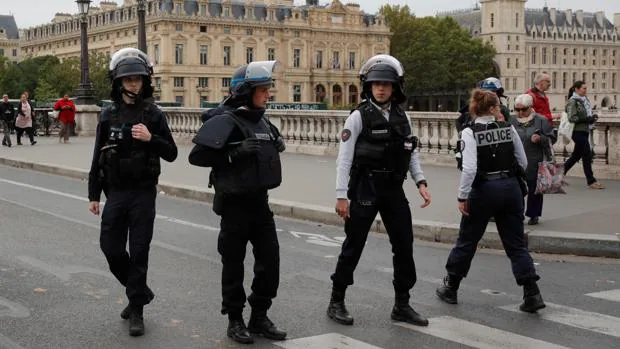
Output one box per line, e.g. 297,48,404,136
0,136,618,258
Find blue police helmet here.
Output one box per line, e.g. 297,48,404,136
230,61,278,98
478,77,506,98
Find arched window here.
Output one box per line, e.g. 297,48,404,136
348,85,358,105
333,85,343,105
315,84,326,103
491,13,494,28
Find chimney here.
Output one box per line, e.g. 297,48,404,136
595,11,605,27
549,8,557,25
565,9,572,26
576,10,584,26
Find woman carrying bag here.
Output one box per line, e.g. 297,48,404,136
510,94,556,225
563,81,604,189
15,92,37,146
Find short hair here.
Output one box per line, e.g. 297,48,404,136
2,94,7,98
514,94,534,107
534,73,549,85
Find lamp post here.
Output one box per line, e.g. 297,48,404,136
75,0,94,104
137,0,147,53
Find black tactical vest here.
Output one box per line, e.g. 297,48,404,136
212,113,282,194
352,102,414,180
99,102,161,187
472,121,515,175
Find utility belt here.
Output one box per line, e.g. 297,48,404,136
477,170,513,181
352,167,405,182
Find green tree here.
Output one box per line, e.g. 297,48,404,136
89,52,112,101
34,79,58,101
379,5,497,95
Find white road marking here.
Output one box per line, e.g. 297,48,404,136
586,289,620,302
274,333,383,349
499,302,620,338
289,231,343,247
396,316,570,349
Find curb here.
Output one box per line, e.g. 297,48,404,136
0,157,617,258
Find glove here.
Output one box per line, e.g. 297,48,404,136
275,136,286,152
228,138,261,159
588,114,599,124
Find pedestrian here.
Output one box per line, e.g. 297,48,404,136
436,89,545,314
53,94,76,143
526,73,555,124
188,61,287,345
15,92,36,146
511,94,556,225
87,48,178,336
563,81,604,189
328,54,431,328
0,94,15,147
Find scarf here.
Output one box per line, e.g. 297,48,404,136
571,93,593,117
21,101,31,118
517,113,534,125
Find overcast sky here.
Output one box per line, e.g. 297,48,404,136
5,0,620,29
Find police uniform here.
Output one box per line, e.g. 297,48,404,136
436,115,546,313
88,48,178,336
188,61,287,344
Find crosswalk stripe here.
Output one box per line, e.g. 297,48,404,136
396,316,568,349
586,289,620,302
395,316,570,349
499,302,620,338
274,333,382,349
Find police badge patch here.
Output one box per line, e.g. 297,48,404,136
341,129,351,142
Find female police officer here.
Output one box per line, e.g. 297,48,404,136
328,55,431,327
189,61,287,344
436,89,545,313
88,48,178,336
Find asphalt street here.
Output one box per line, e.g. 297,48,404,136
0,165,618,349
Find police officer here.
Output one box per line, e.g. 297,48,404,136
188,61,287,345
0,94,15,147
87,48,178,336
436,89,545,313
328,54,431,327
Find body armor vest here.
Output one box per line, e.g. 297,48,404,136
472,121,515,176
352,102,414,180
99,103,161,187
212,113,282,194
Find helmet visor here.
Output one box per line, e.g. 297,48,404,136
109,48,153,71
245,60,280,87
359,54,403,80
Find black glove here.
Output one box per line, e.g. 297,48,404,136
275,136,286,152
228,138,261,159
588,114,599,124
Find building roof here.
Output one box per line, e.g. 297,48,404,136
0,15,19,39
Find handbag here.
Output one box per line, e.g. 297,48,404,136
535,139,566,195
557,111,574,143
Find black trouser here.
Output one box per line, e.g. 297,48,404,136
216,191,280,315
2,120,11,146
564,130,596,185
445,178,539,286
100,186,157,306
525,178,543,218
15,127,35,144
331,177,417,293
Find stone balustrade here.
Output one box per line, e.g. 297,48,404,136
162,107,620,179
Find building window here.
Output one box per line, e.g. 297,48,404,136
223,7,230,17
332,51,340,69
294,31,300,38
506,58,510,69
223,46,231,66
175,24,183,32
515,58,520,69
154,44,160,64
573,72,577,83
200,96,208,106
602,73,607,89
0,49,4,56
562,72,567,89
316,50,323,69
490,13,494,28
552,48,557,64
531,47,537,64
200,25,207,33
200,5,207,16
582,72,587,82
223,26,231,34
268,48,275,61
531,72,536,86
613,73,617,89
268,30,275,37
173,77,184,87
293,48,301,68
155,77,161,89
175,44,184,64
175,95,184,106
293,84,301,102
199,45,208,65
348,52,356,70
516,13,519,28
513,78,517,91
592,73,596,89
542,48,547,64
552,72,557,89
246,28,253,36
246,47,254,64
198,77,209,88
222,78,232,88
12,49,17,57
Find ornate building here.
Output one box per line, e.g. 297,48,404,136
444,0,620,111
0,15,20,62
19,0,390,107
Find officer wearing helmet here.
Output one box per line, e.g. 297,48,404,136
328,54,431,327
188,61,287,344
436,89,545,314
87,48,178,336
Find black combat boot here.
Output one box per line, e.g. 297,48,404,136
128,305,145,336
391,292,429,327
519,281,546,313
248,310,287,340
436,275,461,304
121,287,155,320
227,315,253,344
327,287,354,325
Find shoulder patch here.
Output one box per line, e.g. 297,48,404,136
341,129,351,142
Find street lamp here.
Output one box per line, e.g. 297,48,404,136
137,0,147,53
75,0,94,104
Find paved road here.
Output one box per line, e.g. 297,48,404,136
0,166,618,348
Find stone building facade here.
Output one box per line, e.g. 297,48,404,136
0,15,20,62
18,0,390,107
444,0,620,111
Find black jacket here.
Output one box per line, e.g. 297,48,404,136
0,102,15,122
88,101,178,201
